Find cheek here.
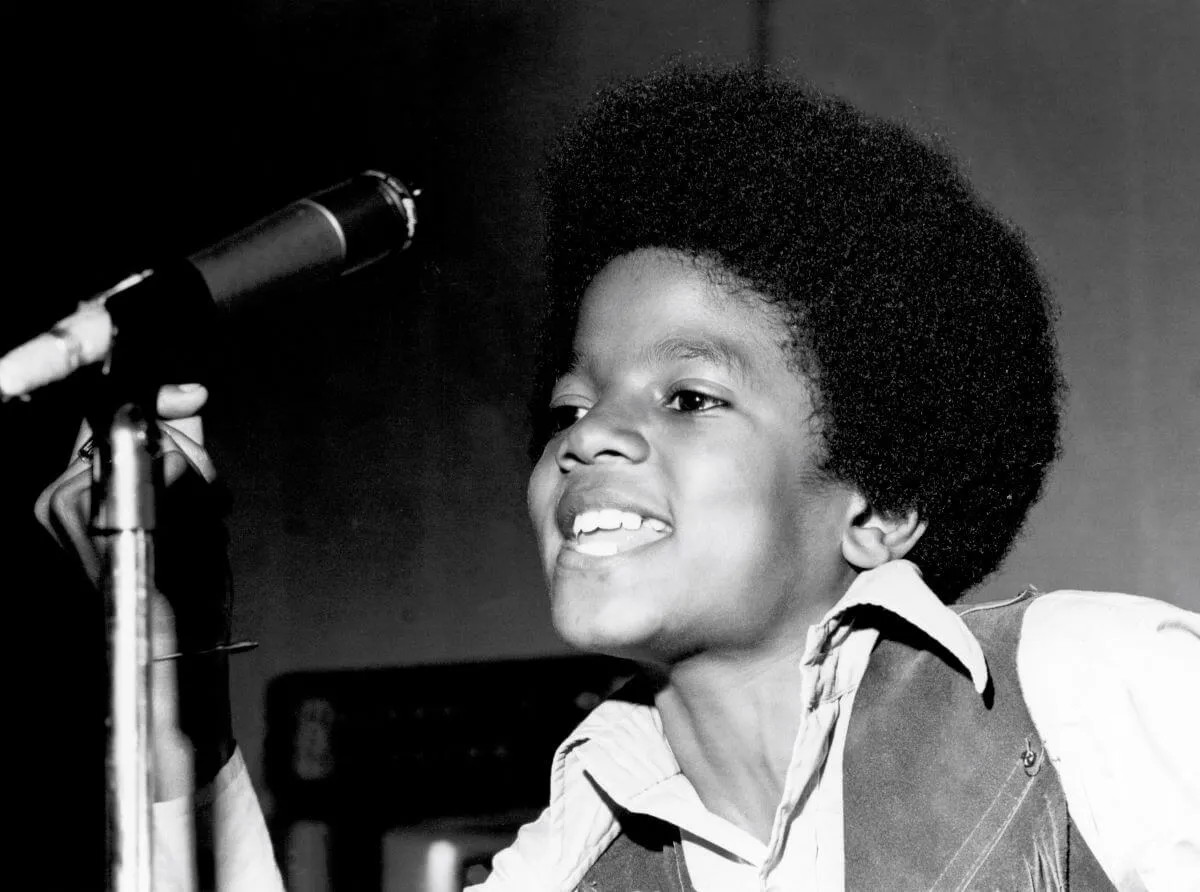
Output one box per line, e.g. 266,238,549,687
685,457,825,573
525,455,551,521
671,482,787,595
762,476,854,590
526,455,561,550
689,448,792,531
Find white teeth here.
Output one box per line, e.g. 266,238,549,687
571,509,661,538
574,540,620,557
597,509,623,530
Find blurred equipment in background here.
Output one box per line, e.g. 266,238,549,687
264,655,636,892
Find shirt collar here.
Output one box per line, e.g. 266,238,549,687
561,561,991,767
549,559,991,828
819,559,990,695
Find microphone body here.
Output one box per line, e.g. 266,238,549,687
0,170,417,400
190,169,417,306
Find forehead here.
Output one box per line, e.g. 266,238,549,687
570,249,791,375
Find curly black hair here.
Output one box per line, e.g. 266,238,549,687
533,62,1065,600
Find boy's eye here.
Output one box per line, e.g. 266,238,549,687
547,404,588,434
665,389,727,413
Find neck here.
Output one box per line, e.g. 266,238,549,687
654,647,808,843
651,569,854,843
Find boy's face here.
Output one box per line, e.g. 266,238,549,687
527,248,857,665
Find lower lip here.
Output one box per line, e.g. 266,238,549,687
555,535,671,570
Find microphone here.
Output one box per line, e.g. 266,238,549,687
0,170,418,401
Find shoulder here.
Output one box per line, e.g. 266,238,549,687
1021,588,1199,653
468,695,650,891
1017,589,1199,719
1017,588,1199,753
1016,590,1200,889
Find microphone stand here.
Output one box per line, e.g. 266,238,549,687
91,265,216,892
94,398,163,892
21,172,420,890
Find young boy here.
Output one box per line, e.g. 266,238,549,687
40,63,1198,890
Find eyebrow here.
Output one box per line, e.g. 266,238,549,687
566,334,756,384
645,336,753,380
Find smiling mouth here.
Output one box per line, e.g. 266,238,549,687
567,509,672,557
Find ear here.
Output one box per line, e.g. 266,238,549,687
841,492,927,570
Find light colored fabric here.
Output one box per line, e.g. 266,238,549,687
173,565,1200,892
1018,591,1200,892
477,560,988,891
153,748,286,892
477,569,1200,892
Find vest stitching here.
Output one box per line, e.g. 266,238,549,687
956,586,1038,619
954,771,1038,891
670,836,691,892
927,757,1038,892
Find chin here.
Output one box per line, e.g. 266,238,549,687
550,588,670,660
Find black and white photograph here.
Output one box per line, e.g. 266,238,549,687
2,1,1196,889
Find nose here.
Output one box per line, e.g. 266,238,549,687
555,403,650,471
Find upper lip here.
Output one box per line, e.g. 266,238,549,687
555,485,672,540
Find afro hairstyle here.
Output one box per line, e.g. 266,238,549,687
533,62,1065,600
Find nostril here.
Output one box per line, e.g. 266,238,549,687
554,408,649,467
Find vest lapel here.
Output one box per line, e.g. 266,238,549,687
574,811,694,892
575,591,1118,891
844,591,1115,892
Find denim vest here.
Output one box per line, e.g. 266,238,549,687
575,591,1117,891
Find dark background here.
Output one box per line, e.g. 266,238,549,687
3,0,1197,886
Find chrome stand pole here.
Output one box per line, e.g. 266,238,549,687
97,402,160,892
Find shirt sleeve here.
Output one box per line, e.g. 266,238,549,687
152,747,286,892
467,756,623,892
1018,591,1200,892
463,806,555,891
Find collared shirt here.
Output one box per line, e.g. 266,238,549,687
156,562,1200,891
477,563,1199,891
484,560,990,892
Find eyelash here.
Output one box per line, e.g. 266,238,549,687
546,405,587,435
544,388,727,437
664,388,727,414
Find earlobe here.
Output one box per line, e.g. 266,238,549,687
841,493,928,570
